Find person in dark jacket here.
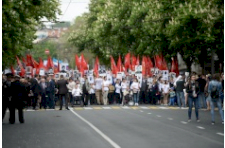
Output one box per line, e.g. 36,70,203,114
2,73,13,120
150,79,159,105
46,75,55,109
176,75,185,108
186,75,200,122
9,75,26,124
30,74,41,110
56,75,69,110
139,76,148,104
197,75,207,109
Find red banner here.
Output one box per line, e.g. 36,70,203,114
111,56,118,75
16,56,25,77
124,53,130,70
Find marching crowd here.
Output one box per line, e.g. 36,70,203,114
2,71,224,125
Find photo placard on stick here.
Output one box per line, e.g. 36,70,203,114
135,65,142,73
107,74,112,84
88,75,94,84
162,70,169,80
117,72,123,81
39,69,45,76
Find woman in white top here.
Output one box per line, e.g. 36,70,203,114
102,76,109,105
67,78,76,107
72,84,83,107
161,80,170,105
131,78,140,106
115,79,121,104
89,83,96,105
121,78,128,103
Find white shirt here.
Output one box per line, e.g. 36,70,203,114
72,88,82,96
131,82,140,93
121,82,128,92
158,82,163,92
89,85,96,94
102,80,109,91
67,81,76,92
162,84,170,93
115,83,121,93
95,78,103,90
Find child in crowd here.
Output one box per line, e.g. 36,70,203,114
169,87,176,106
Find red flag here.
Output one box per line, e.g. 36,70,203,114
32,58,39,69
10,65,15,75
136,55,140,65
26,54,34,67
147,57,153,76
124,53,130,70
93,57,99,77
154,55,163,70
117,55,122,72
161,55,168,70
16,56,26,77
142,56,146,76
131,55,136,71
171,57,179,76
122,65,128,75
111,56,118,75
46,55,54,70
81,54,88,70
75,55,81,70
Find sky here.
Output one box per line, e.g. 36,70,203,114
58,0,90,23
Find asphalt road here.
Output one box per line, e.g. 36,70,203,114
2,106,224,148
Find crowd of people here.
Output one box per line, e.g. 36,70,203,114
2,71,224,125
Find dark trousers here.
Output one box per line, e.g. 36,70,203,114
47,93,55,109
40,94,47,109
32,96,38,109
114,93,121,104
139,91,147,104
188,97,199,120
69,92,73,103
149,92,157,105
9,101,24,124
108,92,114,104
59,94,68,109
83,93,89,106
2,97,9,120
89,94,96,105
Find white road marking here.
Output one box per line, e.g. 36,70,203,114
196,126,205,129
168,118,173,120
181,121,188,124
156,115,161,117
84,107,93,110
26,110,35,112
69,108,121,148
147,113,152,114
140,106,149,109
158,107,169,109
46,109,55,111
102,107,112,109
122,106,130,109
217,133,224,136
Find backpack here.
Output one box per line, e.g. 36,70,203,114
211,84,219,100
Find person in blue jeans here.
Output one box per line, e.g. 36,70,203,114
208,73,224,125
131,78,140,106
186,75,200,122
169,88,176,106
197,75,207,109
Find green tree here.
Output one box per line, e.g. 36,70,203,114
2,0,61,69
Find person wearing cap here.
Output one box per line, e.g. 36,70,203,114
9,75,26,124
2,73,13,120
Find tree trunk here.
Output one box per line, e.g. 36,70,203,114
186,62,192,73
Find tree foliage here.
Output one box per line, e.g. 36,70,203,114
2,0,61,69
68,0,224,71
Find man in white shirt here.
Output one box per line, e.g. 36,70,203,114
102,76,109,105
95,76,103,105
